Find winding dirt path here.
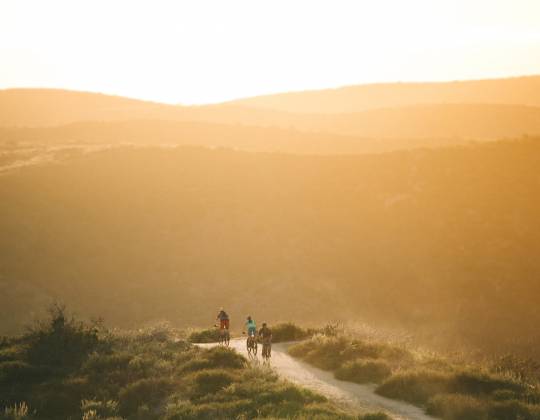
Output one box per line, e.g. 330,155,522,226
199,338,436,420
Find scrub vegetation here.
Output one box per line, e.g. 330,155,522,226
289,334,540,420
0,307,386,419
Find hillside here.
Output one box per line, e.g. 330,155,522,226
0,77,540,144
0,119,487,158
0,88,192,127
3,90,540,152
305,104,540,139
1,138,539,357
231,75,540,113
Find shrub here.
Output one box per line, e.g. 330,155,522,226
135,323,174,343
0,346,23,363
426,394,488,420
191,370,236,396
319,322,343,337
451,370,524,396
339,340,382,361
291,336,350,370
182,347,245,372
272,323,311,343
360,414,390,420
80,399,119,419
118,377,175,416
30,380,86,420
488,399,540,420
0,402,33,420
255,383,324,406
82,352,133,375
0,362,52,386
289,335,413,375
165,399,257,420
335,359,392,384
25,304,100,369
492,389,518,401
288,340,318,359
376,370,453,405
188,328,221,343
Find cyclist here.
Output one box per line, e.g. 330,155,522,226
216,308,230,346
216,307,230,330
245,316,257,337
244,316,257,355
259,322,272,360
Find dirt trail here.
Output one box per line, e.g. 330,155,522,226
199,338,436,420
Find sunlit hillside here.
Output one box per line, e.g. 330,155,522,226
231,76,540,113
3,88,540,151
1,138,539,358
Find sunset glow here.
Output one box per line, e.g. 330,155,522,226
1,0,540,104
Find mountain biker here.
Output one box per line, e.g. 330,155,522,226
216,307,230,330
259,322,272,358
245,316,257,337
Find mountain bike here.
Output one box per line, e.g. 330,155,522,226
215,324,230,346
261,338,271,361
245,332,257,356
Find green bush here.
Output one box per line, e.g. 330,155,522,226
191,369,236,396
272,323,311,343
134,323,174,344
451,370,523,396
377,368,527,408
289,335,414,375
182,347,245,372
188,328,221,343
25,304,100,369
0,346,23,363
376,370,453,405
492,389,518,401
118,377,175,416
428,395,540,420
359,414,390,420
0,402,34,420
30,380,87,420
339,341,382,360
335,359,392,384
426,393,487,420
488,399,540,420
204,346,246,369
82,352,133,375
289,336,350,370
0,362,52,386
165,399,253,420
80,399,120,419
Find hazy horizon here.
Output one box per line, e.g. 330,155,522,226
1,73,540,106
2,0,540,104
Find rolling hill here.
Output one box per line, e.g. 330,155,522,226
3,89,540,152
1,138,539,357
230,75,540,113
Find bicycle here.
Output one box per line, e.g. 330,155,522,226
215,324,230,347
261,338,271,361
245,332,258,356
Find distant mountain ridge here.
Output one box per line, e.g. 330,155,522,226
229,75,540,113
2,75,540,151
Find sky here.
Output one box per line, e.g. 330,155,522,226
1,0,540,104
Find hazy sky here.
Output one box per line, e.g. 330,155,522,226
1,0,540,104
